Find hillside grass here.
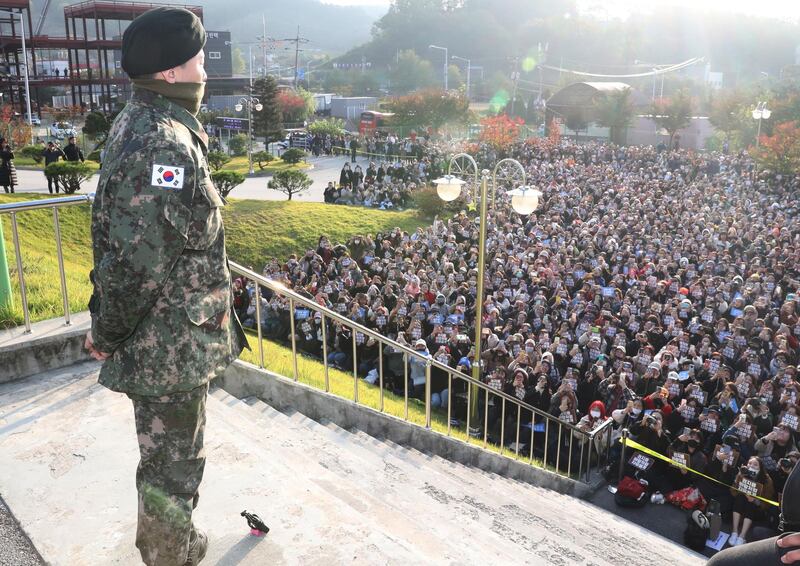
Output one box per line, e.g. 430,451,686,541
240,330,547,468
0,194,425,328
221,155,310,176
14,158,101,171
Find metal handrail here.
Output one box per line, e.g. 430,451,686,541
229,261,593,437
0,195,606,483
231,261,608,483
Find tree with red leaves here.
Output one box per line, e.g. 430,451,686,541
478,114,523,151
752,121,800,175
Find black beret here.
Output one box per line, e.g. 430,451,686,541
122,7,206,77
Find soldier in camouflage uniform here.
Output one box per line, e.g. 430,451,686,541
85,8,247,565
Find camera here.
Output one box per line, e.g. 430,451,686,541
645,414,657,427
740,465,758,480
779,458,793,471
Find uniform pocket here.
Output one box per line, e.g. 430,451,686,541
185,170,224,250
185,285,231,329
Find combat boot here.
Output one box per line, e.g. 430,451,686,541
184,528,208,566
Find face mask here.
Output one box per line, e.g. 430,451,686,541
747,467,759,475
632,408,642,416
590,410,601,418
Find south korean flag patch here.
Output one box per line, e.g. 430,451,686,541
151,164,185,190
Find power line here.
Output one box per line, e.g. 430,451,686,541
540,56,704,79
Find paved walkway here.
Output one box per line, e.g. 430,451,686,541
10,155,358,202
0,361,705,566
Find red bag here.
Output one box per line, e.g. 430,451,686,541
666,486,707,511
618,476,646,499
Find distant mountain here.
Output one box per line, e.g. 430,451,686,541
32,0,386,53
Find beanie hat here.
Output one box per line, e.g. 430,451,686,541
122,7,206,78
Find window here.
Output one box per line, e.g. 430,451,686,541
208,51,221,60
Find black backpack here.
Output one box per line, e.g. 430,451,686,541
683,511,710,551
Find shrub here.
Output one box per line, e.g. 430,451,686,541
281,148,306,164
411,185,464,218
19,145,44,164
228,134,248,157
210,170,246,199
44,161,94,194
87,149,102,162
267,169,312,200
251,151,274,170
207,150,231,171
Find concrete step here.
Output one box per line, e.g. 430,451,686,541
0,363,705,566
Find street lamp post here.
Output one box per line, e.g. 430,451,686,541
235,96,263,175
0,9,33,144
752,101,771,148
429,44,448,91
451,55,471,99
434,155,541,437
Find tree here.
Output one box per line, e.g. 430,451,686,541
19,145,44,164
229,134,248,157
594,88,635,145
307,117,346,137
447,64,464,90
281,148,306,164
251,151,274,170
82,111,110,142
207,150,231,171
277,90,310,125
252,76,283,143
267,169,312,200
44,162,94,194
651,89,693,148
232,47,246,75
709,91,746,143
388,89,470,134
564,107,588,138
210,170,246,198
478,114,523,151
389,50,436,94
751,121,800,175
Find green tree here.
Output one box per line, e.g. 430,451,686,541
252,76,283,143
44,161,94,194
82,111,110,141
447,64,464,90
388,89,469,133
307,118,346,137
251,151,274,170
594,88,635,145
210,170,246,198
229,134,248,157
207,150,231,171
232,47,246,75
651,89,693,148
267,169,312,200
281,148,306,164
709,91,746,143
389,50,436,94
19,145,44,164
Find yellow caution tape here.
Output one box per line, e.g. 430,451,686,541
622,437,780,507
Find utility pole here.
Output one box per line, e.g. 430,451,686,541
262,15,268,78
429,45,448,91
452,55,470,99
510,55,520,116
276,26,309,89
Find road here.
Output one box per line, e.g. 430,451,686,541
9,154,362,202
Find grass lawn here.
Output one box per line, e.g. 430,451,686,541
13,158,101,171
0,194,426,328
221,155,310,176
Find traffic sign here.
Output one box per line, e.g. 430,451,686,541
216,117,249,131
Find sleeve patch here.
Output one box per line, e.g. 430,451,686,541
151,164,185,190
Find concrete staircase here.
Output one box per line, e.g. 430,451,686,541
0,361,705,566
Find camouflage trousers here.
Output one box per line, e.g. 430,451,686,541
129,383,209,566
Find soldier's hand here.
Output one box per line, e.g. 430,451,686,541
778,533,800,563
84,330,111,361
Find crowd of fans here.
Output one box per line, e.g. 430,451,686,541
232,136,800,549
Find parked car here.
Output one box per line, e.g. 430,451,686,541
50,122,77,138
27,113,41,126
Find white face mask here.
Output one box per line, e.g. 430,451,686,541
632,408,642,416
747,466,759,475
591,410,601,418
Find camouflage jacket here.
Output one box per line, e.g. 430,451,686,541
90,87,247,397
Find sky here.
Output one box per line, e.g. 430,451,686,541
322,0,800,21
